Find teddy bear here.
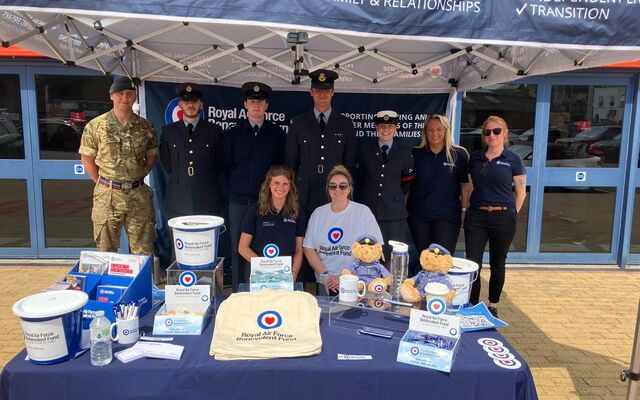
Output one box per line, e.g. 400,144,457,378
400,243,455,304
341,235,392,295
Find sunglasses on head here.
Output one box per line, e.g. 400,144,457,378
328,182,349,191
482,127,503,136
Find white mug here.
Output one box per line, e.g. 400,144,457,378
110,317,139,345
339,275,367,303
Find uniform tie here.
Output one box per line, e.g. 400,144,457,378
253,124,259,136
187,123,194,136
381,144,389,162
318,113,326,131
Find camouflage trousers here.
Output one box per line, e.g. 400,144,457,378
91,182,156,255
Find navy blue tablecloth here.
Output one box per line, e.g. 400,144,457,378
1,299,537,400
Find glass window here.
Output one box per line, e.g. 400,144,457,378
540,187,615,253
0,180,30,247
459,83,537,155
0,74,24,159
548,85,625,168
630,189,640,254
36,75,112,160
42,180,94,248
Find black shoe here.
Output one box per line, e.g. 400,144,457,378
488,306,499,318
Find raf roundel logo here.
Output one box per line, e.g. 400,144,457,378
164,97,206,124
327,227,344,244
123,329,130,336
263,244,280,258
410,347,420,355
427,298,447,315
175,238,184,250
179,271,197,287
374,284,384,293
165,319,173,326
257,310,282,330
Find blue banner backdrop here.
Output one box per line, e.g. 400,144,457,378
145,81,448,274
7,0,640,48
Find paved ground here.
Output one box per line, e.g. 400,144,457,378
0,265,638,399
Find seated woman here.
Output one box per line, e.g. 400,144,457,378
303,165,383,294
239,166,306,280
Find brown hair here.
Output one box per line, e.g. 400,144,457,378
481,115,509,146
417,114,468,166
258,166,299,219
325,164,353,201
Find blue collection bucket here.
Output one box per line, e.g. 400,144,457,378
448,257,479,312
12,290,88,364
168,215,225,270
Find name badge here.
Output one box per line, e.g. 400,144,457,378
262,221,275,227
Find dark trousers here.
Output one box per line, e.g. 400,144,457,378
378,219,408,264
228,202,251,291
408,218,461,274
464,208,516,305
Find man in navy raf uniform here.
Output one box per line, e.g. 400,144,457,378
285,69,357,218
159,82,224,220
224,81,286,291
354,110,414,262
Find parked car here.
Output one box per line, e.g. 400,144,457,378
556,125,621,159
587,134,620,164
0,119,24,158
39,117,85,151
518,128,562,144
510,144,601,168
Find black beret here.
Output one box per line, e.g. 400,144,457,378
109,77,136,94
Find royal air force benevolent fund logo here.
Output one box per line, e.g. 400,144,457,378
257,310,282,330
427,298,447,315
164,97,205,124
263,244,280,258
175,238,184,250
327,227,344,244
179,271,197,287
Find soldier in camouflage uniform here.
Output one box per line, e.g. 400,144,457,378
79,77,158,255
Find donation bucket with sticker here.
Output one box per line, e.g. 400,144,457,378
168,215,225,270
448,257,479,312
12,290,88,364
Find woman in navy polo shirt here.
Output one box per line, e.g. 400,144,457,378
239,166,306,280
464,116,527,318
407,114,470,270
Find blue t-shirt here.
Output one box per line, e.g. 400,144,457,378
408,147,469,223
242,204,307,258
468,147,526,211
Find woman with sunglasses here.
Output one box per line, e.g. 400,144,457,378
464,116,527,318
354,110,414,264
238,166,306,280
407,114,470,272
303,165,383,294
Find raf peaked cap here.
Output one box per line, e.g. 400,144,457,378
374,110,399,125
242,82,272,100
176,83,203,101
356,235,378,245
309,69,338,89
109,77,136,94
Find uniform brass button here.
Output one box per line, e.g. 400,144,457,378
321,145,324,149
381,174,384,177
206,144,209,147
379,183,383,187
321,156,325,160
378,193,381,196
189,161,194,165
382,164,385,168
321,135,324,139
189,150,194,154
188,139,192,143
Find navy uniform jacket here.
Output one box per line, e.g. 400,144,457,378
354,140,414,221
285,110,357,212
223,120,286,205
159,120,224,220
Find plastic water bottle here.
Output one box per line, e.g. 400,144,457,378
90,310,112,366
388,241,409,301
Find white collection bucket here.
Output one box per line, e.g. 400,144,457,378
448,257,479,312
12,290,88,364
168,215,225,270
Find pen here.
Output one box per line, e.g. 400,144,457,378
382,298,413,307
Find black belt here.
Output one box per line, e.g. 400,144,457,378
98,176,143,190
477,206,508,212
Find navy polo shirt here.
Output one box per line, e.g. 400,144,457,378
241,204,307,258
468,147,526,211
408,147,469,223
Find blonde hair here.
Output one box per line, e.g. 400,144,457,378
481,115,509,146
417,114,468,166
325,165,353,201
258,166,299,219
